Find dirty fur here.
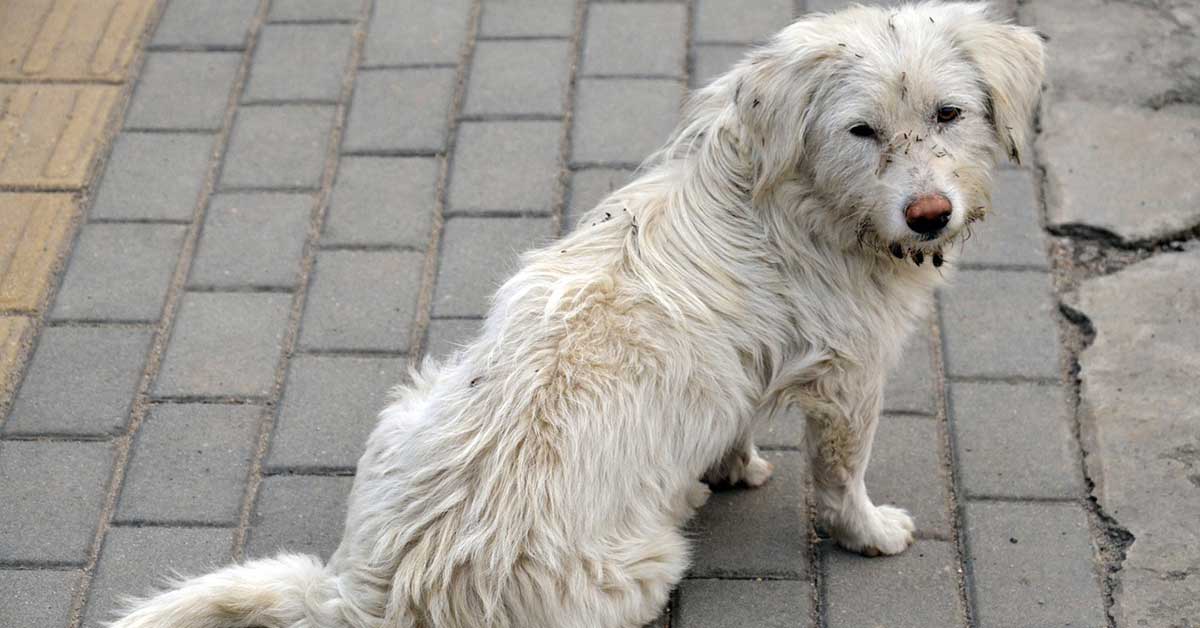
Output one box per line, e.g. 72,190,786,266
108,3,1043,627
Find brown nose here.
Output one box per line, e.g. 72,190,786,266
905,194,952,234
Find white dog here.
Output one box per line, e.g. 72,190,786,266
111,3,1043,627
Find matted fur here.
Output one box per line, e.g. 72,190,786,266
109,3,1043,627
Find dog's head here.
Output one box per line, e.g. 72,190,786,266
711,2,1044,259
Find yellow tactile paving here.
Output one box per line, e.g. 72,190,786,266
0,316,33,395
0,0,159,390
0,194,76,311
0,0,158,82
0,84,122,189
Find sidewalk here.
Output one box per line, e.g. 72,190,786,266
1,1,1196,627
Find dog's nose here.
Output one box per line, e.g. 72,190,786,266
904,194,952,234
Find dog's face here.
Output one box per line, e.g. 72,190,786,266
729,2,1044,259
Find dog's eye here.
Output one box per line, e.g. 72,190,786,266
849,124,876,138
936,106,961,124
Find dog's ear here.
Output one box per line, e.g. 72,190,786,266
732,24,836,202
953,11,1045,164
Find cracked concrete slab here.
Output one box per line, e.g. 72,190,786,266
1026,0,1200,107
1066,249,1200,628
1039,100,1200,242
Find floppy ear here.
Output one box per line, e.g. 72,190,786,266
955,14,1045,164
732,23,836,202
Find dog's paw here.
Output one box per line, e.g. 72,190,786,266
687,481,712,510
704,447,774,488
833,504,915,557
739,453,774,488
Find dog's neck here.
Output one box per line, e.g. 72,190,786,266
658,156,943,373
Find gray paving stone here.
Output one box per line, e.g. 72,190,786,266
695,0,793,43
939,270,1061,380
675,578,811,628
0,569,79,628
448,121,561,214
90,132,213,221
423,318,481,360
825,540,964,628
565,168,635,232
884,324,936,414
1028,0,1197,106
298,250,425,352
950,382,1081,500
964,501,1105,628
1065,249,1200,627
154,292,292,398
464,40,572,116
961,168,1047,268
690,451,808,578
322,157,437,248
4,326,152,436
125,52,241,130
868,417,953,537
116,404,260,525
243,24,355,102
363,0,471,66
221,105,334,189
1039,101,1200,243
755,406,804,449
189,193,311,288
479,0,575,37
247,475,352,560
0,569,77,628
343,68,455,154
269,0,361,21
433,217,555,317
691,44,745,88
582,3,686,77
51,224,186,322
83,527,233,628
153,0,259,48
0,441,113,565
572,79,683,165
266,355,406,471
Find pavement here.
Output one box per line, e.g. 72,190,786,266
0,1,1196,627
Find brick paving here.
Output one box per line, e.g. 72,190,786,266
8,0,1192,627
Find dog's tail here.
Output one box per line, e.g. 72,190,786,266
109,552,346,628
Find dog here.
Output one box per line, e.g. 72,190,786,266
110,3,1043,627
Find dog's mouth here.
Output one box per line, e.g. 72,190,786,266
857,221,976,269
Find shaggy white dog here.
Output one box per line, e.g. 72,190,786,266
111,3,1043,627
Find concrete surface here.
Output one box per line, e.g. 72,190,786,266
1,1,1195,627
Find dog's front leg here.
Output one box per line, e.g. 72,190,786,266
702,438,774,488
799,369,914,556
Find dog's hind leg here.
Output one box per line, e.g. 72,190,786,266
799,368,914,556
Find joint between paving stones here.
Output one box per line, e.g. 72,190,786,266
183,285,296,294
229,0,376,564
145,44,246,53
87,217,194,225
929,300,977,628
148,395,272,406
1,433,117,444
358,62,459,71
0,78,125,86
405,0,485,369
63,1,274,624
298,348,409,358
1031,105,1180,627
477,35,572,42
